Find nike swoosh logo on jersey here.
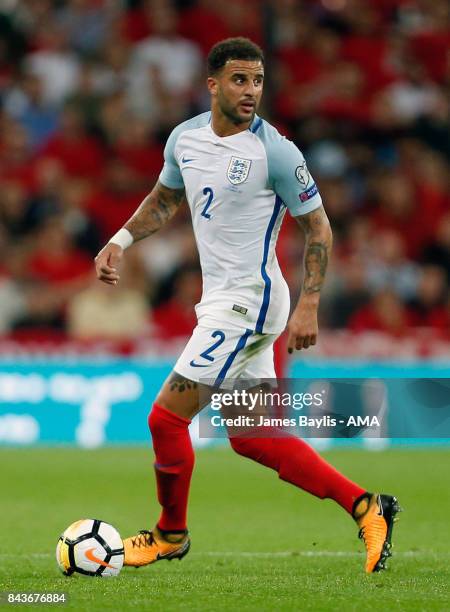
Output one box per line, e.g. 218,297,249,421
182,156,195,163
189,359,208,367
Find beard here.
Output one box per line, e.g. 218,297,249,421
218,92,256,125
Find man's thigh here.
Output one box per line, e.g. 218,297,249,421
156,325,278,420
155,371,206,420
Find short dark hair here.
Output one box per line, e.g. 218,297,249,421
207,37,264,76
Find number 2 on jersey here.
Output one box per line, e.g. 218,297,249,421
201,187,214,220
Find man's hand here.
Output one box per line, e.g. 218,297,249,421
93,183,185,286
286,301,319,353
95,243,123,285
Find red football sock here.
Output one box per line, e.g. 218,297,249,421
148,403,194,531
229,429,365,514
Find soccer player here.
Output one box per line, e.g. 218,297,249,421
95,38,401,573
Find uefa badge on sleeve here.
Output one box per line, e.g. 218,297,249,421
295,161,311,188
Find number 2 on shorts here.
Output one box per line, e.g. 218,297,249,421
200,330,225,361
189,330,225,367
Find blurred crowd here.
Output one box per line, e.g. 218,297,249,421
0,0,448,346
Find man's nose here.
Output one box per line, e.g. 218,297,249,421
244,82,257,97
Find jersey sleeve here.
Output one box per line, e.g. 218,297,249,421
267,136,322,216
158,127,184,190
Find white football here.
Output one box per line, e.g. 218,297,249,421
56,519,124,577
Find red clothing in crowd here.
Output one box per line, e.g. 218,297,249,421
0,156,37,194
41,134,105,178
178,5,230,55
153,300,197,340
349,303,418,336
87,189,146,243
29,248,92,284
119,7,152,42
426,306,450,335
340,35,397,94
410,31,450,83
112,142,164,183
370,205,437,260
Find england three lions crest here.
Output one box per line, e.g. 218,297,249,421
227,156,252,185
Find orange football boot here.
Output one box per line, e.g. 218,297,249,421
123,527,190,567
354,493,402,573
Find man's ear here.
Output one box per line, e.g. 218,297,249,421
207,77,218,96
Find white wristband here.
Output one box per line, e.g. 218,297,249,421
108,228,134,250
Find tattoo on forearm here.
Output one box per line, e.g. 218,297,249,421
296,205,332,295
168,372,198,393
124,181,185,242
303,241,328,293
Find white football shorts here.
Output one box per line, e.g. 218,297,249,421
174,324,279,389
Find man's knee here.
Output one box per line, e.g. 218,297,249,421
148,404,161,436
154,372,202,421
148,402,191,436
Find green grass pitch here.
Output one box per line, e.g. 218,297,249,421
1,447,449,611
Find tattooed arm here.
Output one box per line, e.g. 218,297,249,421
95,181,185,285
297,205,332,296
286,205,332,352
124,181,185,242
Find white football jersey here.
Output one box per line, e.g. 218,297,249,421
159,112,322,334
